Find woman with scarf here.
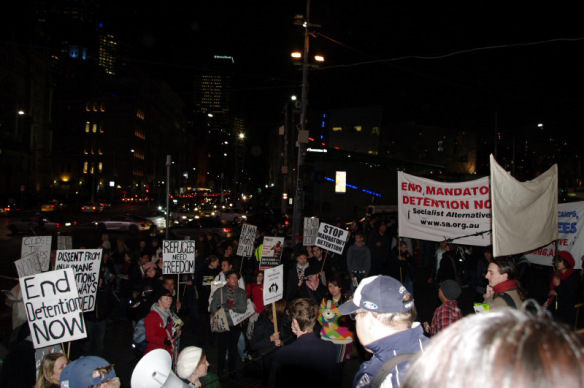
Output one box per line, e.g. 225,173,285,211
210,271,248,375
144,289,181,358
547,251,582,325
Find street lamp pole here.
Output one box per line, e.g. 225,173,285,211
292,0,312,241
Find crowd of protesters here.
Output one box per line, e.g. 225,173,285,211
1,213,584,387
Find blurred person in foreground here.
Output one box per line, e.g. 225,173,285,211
338,275,426,388
59,356,120,388
402,305,584,388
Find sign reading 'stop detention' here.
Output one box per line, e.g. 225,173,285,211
314,223,349,255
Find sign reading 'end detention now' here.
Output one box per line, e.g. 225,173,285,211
20,268,87,349
314,223,349,255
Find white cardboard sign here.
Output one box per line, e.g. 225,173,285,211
314,223,349,255
263,265,284,305
162,240,196,274
55,249,102,311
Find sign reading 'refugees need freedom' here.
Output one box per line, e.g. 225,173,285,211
314,223,349,255
55,249,102,312
20,268,87,349
163,240,196,274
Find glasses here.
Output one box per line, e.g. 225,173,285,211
350,311,367,320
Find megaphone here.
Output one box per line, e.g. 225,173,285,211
131,349,189,388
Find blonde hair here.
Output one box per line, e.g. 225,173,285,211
35,353,68,388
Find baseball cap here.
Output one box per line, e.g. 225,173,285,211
60,356,116,388
338,275,414,315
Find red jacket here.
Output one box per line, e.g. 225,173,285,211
144,308,175,356
247,283,264,314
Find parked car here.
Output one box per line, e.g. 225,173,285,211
81,202,104,213
216,208,247,223
95,215,153,233
41,199,67,212
168,218,235,240
170,207,200,223
8,215,77,235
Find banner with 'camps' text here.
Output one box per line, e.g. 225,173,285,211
398,172,492,246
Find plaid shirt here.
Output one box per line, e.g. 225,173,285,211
430,299,462,335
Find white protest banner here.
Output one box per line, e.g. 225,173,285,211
229,299,256,326
303,217,319,246
55,249,102,311
524,201,584,269
15,252,43,278
263,264,284,305
162,240,196,274
260,236,284,269
491,155,558,257
398,171,492,246
57,236,73,251
21,236,52,272
314,223,349,255
237,224,257,257
20,268,87,348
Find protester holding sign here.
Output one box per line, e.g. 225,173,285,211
144,288,181,358
209,271,248,376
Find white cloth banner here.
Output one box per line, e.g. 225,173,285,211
490,154,558,257
524,201,584,269
397,172,492,246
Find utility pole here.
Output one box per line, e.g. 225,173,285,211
292,0,313,241
165,155,171,240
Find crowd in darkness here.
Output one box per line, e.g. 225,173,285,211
1,213,583,387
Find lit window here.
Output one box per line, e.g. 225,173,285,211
332,126,343,132
98,162,103,172
92,124,97,133
85,122,90,132
83,162,88,174
354,126,362,132
372,126,380,135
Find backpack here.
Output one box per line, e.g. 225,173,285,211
133,317,147,352
371,353,417,388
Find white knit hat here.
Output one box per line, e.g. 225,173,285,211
176,346,203,379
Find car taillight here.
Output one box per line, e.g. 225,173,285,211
51,205,55,208
56,223,61,228
223,228,231,233
140,222,145,226
284,221,290,227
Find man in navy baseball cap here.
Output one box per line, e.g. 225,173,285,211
338,275,426,388
60,356,119,388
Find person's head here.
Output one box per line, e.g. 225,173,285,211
399,241,408,253
124,252,132,263
163,276,176,293
402,307,584,388
176,347,209,383
207,255,220,269
326,273,345,299
486,257,516,287
266,299,287,323
355,231,365,245
484,248,493,262
338,275,416,346
144,262,157,278
439,280,461,302
288,298,318,334
312,246,323,259
139,240,146,249
255,270,264,284
555,251,575,271
36,352,68,387
101,233,109,242
304,264,320,282
116,239,126,251
155,289,173,310
223,244,233,257
139,253,150,265
296,248,308,265
226,271,239,287
379,223,387,234
221,257,233,273
439,241,448,250
59,356,119,388
350,222,359,232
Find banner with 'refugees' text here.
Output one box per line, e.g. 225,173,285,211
398,172,492,246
